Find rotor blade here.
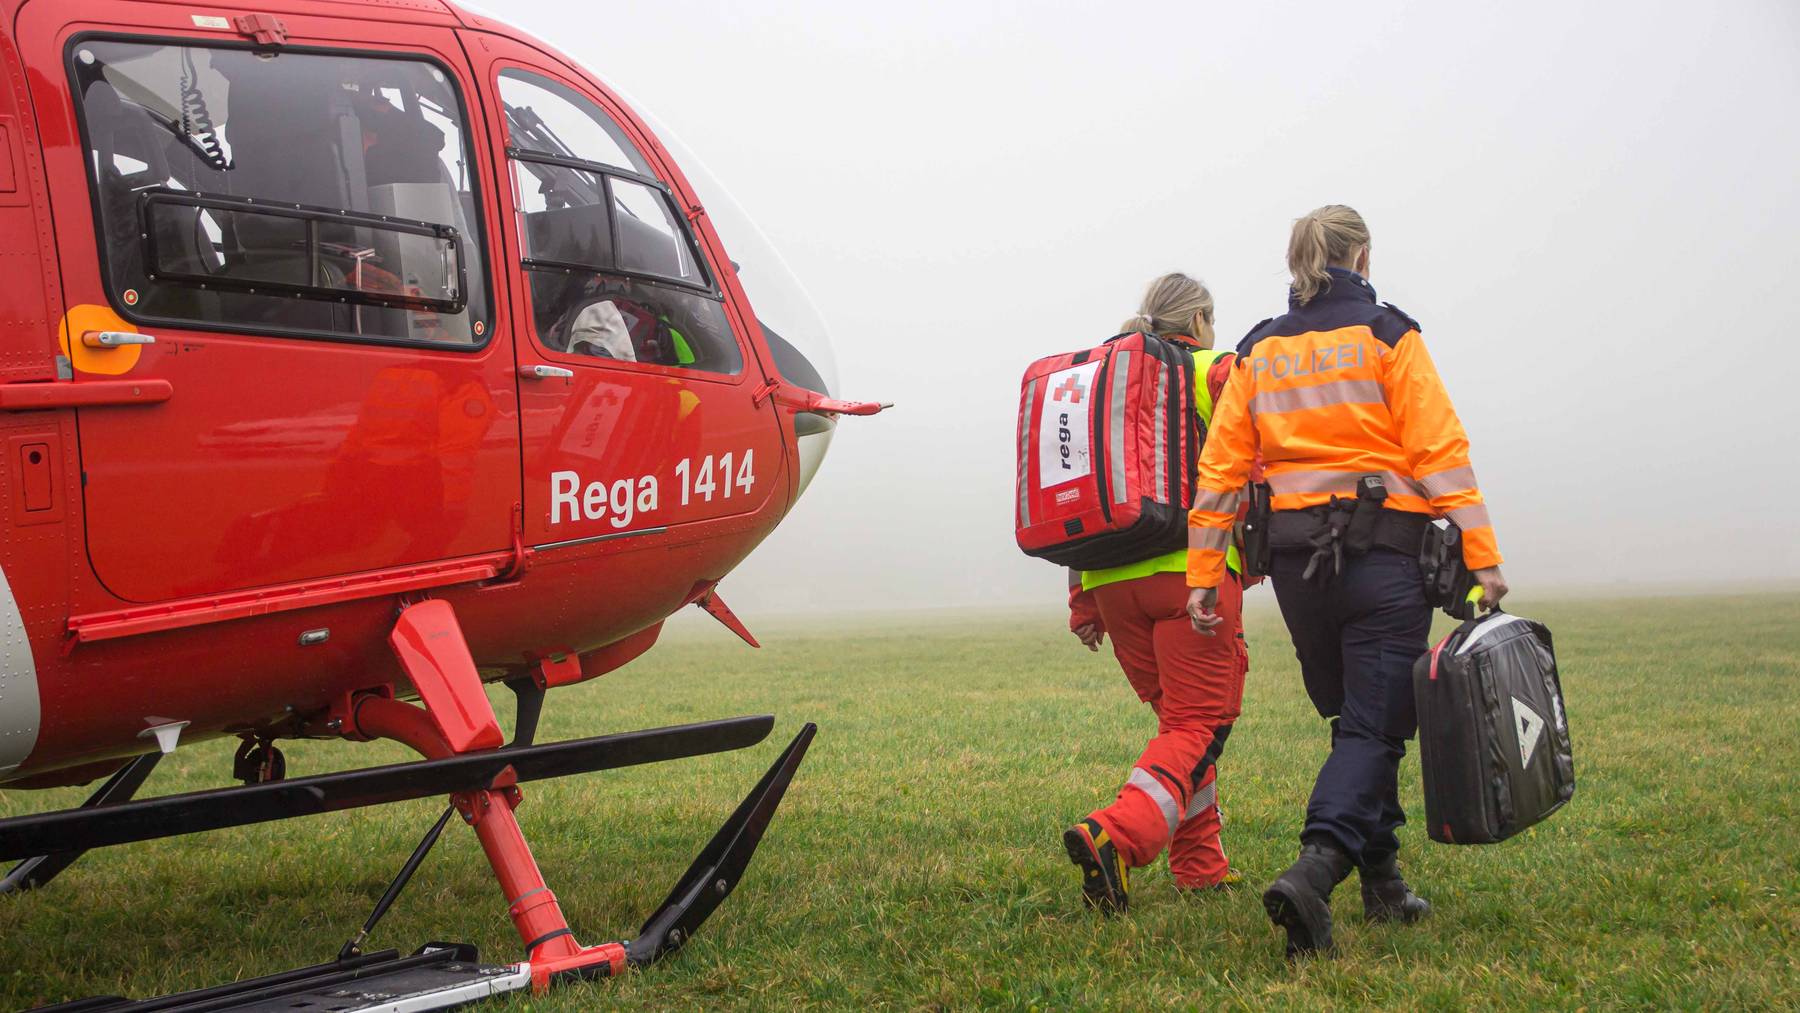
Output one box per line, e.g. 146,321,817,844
0,715,774,862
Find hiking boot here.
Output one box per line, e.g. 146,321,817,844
1175,867,1243,894
1062,818,1130,914
1359,852,1431,923
1262,838,1352,957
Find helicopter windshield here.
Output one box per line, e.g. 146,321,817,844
68,40,491,345
638,111,839,399
624,105,843,496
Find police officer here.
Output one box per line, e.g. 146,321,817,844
1184,205,1508,957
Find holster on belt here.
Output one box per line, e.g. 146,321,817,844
1419,522,1479,620
1345,475,1388,555
1239,482,1273,578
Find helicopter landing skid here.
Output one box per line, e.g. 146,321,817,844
344,599,817,994
27,724,816,1011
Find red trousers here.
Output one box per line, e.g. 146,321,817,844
1089,571,1247,886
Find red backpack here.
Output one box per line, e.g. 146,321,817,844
1014,332,1200,570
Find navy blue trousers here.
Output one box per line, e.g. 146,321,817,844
1270,547,1431,860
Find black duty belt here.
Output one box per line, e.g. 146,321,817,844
1267,506,1429,555
1266,476,1430,585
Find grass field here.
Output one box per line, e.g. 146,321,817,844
2,592,1797,1010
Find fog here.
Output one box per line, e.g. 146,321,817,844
515,0,1800,616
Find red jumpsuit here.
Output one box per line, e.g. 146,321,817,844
1074,572,1246,886
1069,344,1250,888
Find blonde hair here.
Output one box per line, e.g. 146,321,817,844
1119,272,1214,337
1287,205,1370,305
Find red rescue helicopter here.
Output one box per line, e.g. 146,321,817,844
0,0,881,1006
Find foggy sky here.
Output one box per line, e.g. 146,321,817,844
514,0,1800,616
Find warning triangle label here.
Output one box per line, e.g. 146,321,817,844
1512,696,1545,768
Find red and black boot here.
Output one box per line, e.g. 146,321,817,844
1062,818,1130,915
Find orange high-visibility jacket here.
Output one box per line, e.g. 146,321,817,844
1187,268,1501,589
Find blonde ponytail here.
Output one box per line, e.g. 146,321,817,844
1287,205,1370,305
1120,273,1214,337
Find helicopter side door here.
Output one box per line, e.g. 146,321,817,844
19,2,521,603
459,35,786,555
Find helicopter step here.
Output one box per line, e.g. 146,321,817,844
28,943,530,1012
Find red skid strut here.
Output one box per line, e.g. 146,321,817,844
352,601,625,992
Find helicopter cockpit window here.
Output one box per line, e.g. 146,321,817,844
68,40,492,346
500,69,741,375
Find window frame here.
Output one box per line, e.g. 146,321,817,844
64,32,499,353
140,189,470,314
506,146,714,295
497,64,749,379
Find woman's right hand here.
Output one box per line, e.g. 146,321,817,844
1472,566,1509,610
1069,584,1104,650
1186,586,1222,636
1073,624,1104,651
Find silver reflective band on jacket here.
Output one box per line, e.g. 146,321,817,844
1267,469,1427,500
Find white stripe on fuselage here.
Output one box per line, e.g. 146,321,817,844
0,564,41,780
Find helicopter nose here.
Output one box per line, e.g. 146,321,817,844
758,322,837,499
791,409,835,498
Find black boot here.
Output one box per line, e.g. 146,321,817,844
1262,837,1353,957
1359,852,1430,923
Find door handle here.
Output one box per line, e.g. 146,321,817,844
519,364,574,380
82,330,157,347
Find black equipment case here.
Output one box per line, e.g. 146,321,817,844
1413,611,1574,844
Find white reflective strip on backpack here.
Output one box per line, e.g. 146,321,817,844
1456,613,1528,655
1109,350,1132,504
1127,767,1180,835
1018,378,1037,525
1153,364,1168,498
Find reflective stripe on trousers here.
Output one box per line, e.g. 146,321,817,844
1183,778,1217,822
1126,767,1181,836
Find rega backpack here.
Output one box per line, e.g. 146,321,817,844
1015,332,1198,570
1413,610,1575,844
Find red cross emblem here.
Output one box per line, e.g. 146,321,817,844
1053,375,1087,403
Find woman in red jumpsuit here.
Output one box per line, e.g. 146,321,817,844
1062,273,1250,911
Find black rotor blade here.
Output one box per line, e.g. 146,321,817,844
0,715,773,862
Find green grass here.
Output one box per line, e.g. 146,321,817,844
3,593,1797,1010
